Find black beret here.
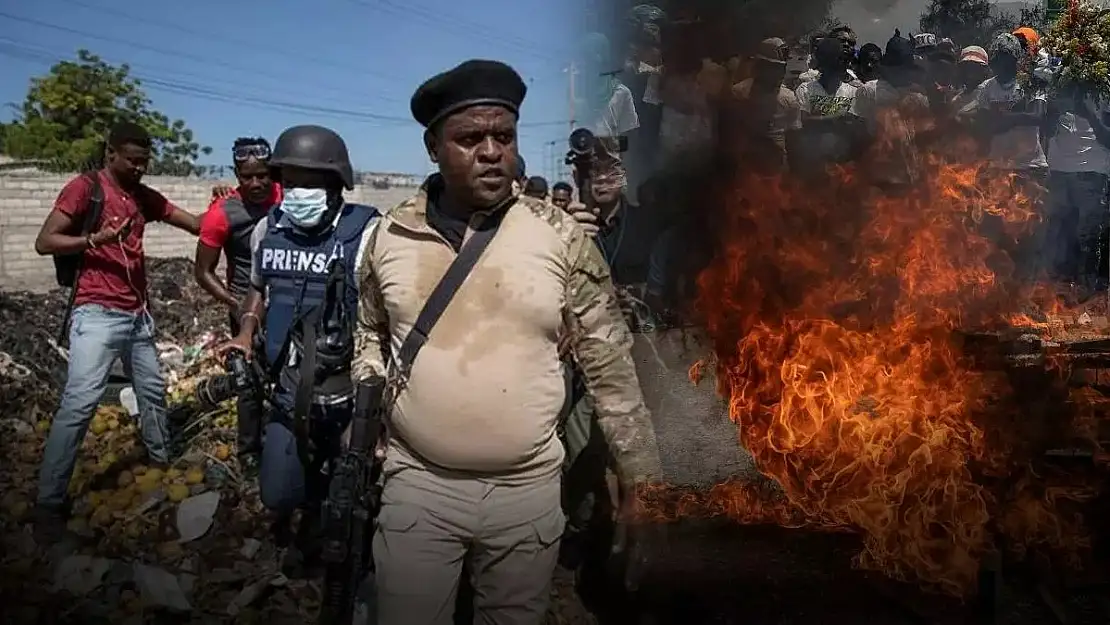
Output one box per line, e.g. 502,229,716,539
411,59,528,128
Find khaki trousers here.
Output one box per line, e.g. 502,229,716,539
373,454,564,625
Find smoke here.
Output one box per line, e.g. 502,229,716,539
831,0,925,45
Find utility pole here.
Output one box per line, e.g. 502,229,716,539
565,61,577,182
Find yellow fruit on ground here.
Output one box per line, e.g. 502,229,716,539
184,468,205,485
144,468,164,483
90,506,112,527
117,471,134,488
89,420,108,436
167,484,189,503
1,492,30,520
214,444,231,461
136,478,162,494
131,464,147,476
106,495,130,512
124,522,143,539
107,418,120,431
165,468,182,481
35,419,50,433
100,452,119,466
87,491,104,507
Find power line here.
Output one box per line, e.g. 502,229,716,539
0,40,569,129
347,0,568,65
55,0,411,89
0,10,398,101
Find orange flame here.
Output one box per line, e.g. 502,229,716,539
664,136,1106,595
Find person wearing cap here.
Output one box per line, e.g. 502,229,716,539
913,32,938,58
723,36,800,173
352,59,663,625
795,37,862,177
1013,26,1055,86
219,124,380,570
961,32,1048,277
195,137,282,475
962,33,1047,175
951,46,991,117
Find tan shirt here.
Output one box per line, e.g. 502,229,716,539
352,183,662,486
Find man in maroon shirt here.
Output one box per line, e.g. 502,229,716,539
32,121,200,538
195,137,281,471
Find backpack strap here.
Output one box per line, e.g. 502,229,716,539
57,173,106,345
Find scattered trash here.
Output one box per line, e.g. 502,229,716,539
119,387,139,418
133,563,191,612
53,555,115,596
240,538,262,560
175,491,220,543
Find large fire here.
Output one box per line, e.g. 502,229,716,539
639,132,1107,596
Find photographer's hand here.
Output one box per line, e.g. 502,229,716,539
217,334,253,360
568,201,600,237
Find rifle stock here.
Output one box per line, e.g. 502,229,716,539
319,376,386,625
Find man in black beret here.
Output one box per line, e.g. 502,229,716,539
353,59,664,625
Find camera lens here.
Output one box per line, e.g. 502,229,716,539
569,128,594,154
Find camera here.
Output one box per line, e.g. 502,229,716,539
194,349,257,408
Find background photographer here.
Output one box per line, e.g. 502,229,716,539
219,124,380,574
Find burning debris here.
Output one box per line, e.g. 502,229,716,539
634,142,1110,600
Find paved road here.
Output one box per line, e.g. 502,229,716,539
631,329,761,487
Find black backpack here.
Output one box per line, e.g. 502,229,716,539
54,172,105,288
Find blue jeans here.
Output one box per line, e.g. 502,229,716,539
260,401,351,515
36,304,170,507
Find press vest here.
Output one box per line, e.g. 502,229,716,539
223,196,273,297
256,203,378,382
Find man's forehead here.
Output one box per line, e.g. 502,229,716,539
444,106,517,129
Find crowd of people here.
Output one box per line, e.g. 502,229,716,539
20,6,1110,625
522,14,1110,318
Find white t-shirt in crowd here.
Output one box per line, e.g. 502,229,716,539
796,78,858,118
593,83,640,139
965,77,1048,170
795,79,859,162
797,67,858,84
1047,96,1110,173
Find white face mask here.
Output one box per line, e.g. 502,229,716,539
280,187,329,227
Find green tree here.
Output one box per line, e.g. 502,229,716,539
1,49,211,174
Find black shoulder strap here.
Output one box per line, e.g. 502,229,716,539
394,207,507,377
81,173,105,234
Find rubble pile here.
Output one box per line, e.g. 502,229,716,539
0,258,229,424
0,258,588,624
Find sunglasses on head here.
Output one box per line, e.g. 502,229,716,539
233,143,271,162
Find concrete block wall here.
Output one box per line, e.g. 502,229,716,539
0,173,416,290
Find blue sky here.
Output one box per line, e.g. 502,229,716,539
0,0,580,180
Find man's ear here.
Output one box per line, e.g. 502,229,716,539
423,130,438,164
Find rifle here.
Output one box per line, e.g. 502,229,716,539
319,377,386,625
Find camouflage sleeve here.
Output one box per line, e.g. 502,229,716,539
564,225,663,487
352,220,389,383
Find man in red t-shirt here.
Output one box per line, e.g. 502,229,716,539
195,137,281,468
31,121,200,537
